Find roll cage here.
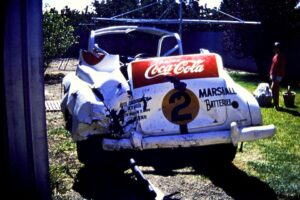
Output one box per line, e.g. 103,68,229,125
88,26,183,57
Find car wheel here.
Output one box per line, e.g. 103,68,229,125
76,135,129,169
64,109,72,132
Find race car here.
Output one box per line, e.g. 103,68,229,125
61,26,275,166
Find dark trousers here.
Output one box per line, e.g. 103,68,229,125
271,81,280,107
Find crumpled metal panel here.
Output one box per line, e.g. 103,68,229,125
61,55,130,141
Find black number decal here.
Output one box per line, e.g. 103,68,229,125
169,91,192,122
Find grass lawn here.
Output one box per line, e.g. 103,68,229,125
230,71,300,199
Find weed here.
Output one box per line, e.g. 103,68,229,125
48,126,82,198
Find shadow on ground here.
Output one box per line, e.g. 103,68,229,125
193,163,277,200
73,165,152,200
276,107,300,116
72,150,277,200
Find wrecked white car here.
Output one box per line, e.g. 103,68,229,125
61,26,275,165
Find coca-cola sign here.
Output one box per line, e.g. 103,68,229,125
131,54,219,89
145,59,205,79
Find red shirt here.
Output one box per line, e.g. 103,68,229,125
269,53,286,77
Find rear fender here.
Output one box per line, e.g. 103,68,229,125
221,71,262,126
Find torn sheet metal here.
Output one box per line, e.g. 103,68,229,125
61,53,131,141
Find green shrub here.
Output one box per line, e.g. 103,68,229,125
43,9,77,69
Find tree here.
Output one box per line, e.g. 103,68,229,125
220,0,299,77
91,0,220,31
60,6,95,55
43,8,77,69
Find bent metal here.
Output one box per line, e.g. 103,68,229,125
199,87,237,98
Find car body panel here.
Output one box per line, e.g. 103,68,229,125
60,25,275,150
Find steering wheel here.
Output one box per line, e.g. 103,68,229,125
134,53,152,60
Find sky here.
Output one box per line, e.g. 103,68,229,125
197,0,222,8
43,0,222,12
43,0,94,12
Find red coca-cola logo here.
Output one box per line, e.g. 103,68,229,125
131,54,219,89
145,59,205,79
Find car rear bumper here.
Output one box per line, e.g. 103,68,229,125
102,122,276,151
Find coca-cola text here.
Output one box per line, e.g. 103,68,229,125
131,54,219,89
145,60,205,79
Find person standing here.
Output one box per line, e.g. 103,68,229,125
269,42,286,109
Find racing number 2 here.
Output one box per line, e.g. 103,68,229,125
162,89,199,125
169,91,192,122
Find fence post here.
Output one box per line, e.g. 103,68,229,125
2,0,51,199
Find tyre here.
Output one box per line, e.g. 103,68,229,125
76,135,129,169
64,109,72,132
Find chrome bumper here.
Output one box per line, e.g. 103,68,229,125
102,122,276,151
